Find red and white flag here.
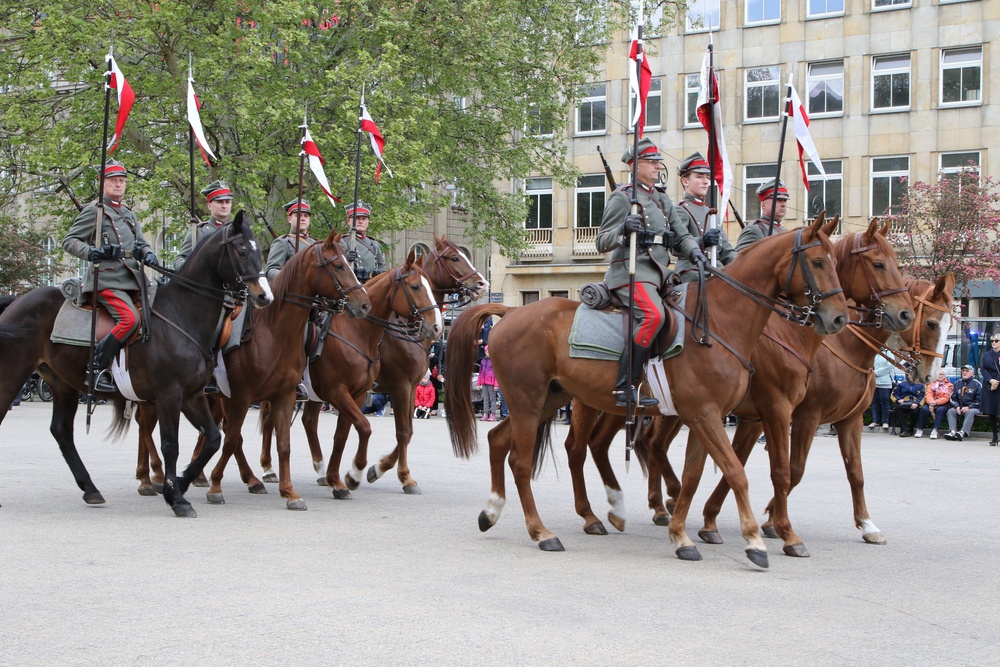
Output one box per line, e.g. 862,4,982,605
106,53,135,154
187,73,217,166
360,102,392,183
696,48,733,214
301,126,342,207
627,24,652,138
789,80,826,190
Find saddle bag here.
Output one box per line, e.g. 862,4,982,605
60,277,87,307
580,282,613,310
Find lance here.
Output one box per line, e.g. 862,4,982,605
705,38,719,267
348,86,366,266
187,54,199,242
294,111,308,254
86,46,116,433
729,200,746,229
597,145,618,191
318,210,334,232
767,73,794,237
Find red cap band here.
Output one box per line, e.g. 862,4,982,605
104,165,127,177
758,186,789,202
206,188,231,202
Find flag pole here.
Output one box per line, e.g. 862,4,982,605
294,111,308,254
87,41,116,433
349,86,366,263
768,72,794,237
705,35,719,267
187,54,198,235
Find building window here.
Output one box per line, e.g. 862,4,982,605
871,156,909,217
42,235,58,287
807,61,844,117
745,66,781,122
409,243,431,259
525,178,553,229
522,291,540,305
576,83,606,135
632,0,664,38
940,46,982,106
940,151,980,193
629,77,662,133
549,290,569,299
685,0,720,32
807,0,844,18
873,0,910,9
575,175,606,229
806,160,843,223
872,54,910,111
746,0,780,25
744,164,778,221
685,74,701,126
526,105,553,137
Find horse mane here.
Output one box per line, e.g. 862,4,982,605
257,242,313,325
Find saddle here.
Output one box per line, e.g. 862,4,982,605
52,280,143,347
570,283,685,361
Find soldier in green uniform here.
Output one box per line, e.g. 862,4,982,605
735,178,790,253
673,151,737,282
341,200,386,284
595,138,704,407
264,199,319,282
172,180,233,270
62,160,159,392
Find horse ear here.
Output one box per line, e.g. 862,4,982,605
804,214,825,241
325,231,342,250
862,217,879,244
877,218,891,237
233,210,244,231
405,247,418,267
820,213,839,238
933,273,956,300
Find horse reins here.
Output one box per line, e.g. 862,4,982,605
283,242,366,315
845,233,908,328
428,246,484,308
364,266,439,342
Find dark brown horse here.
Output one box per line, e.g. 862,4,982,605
565,220,915,558
445,218,850,567
0,215,272,516
257,235,486,494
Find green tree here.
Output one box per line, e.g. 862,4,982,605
0,0,643,254
0,214,55,293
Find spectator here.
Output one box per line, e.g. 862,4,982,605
944,365,982,441
362,392,390,417
891,373,924,437
916,370,953,439
868,354,894,431
414,373,436,419
980,333,1000,446
476,317,493,370
478,345,499,422
428,339,446,416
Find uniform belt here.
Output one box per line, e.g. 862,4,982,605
637,230,671,247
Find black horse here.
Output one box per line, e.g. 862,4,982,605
0,213,272,517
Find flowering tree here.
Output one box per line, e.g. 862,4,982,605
886,169,1000,296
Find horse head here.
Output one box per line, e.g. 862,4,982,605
900,273,955,384
230,211,274,308
368,248,443,342
775,215,850,335
832,217,914,333
316,231,371,319
417,235,489,304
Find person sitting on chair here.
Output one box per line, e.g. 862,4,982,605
891,372,925,437
414,373,436,420
916,370,953,439
944,365,982,441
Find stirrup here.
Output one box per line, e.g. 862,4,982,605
614,388,658,408
203,382,220,395
87,368,116,393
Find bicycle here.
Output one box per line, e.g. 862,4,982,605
20,373,53,402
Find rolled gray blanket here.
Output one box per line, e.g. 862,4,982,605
580,282,612,310
60,277,82,303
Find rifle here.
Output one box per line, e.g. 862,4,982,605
597,145,618,191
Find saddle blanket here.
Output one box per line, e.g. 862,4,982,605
568,289,687,362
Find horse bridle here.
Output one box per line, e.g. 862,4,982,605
845,233,909,328
365,266,439,341
895,284,950,364
427,245,483,308
284,242,366,315
150,224,262,305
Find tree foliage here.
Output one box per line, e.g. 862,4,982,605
0,214,57,293
0,0,638,254
886,170,1000,295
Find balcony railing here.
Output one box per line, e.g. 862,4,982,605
573,226,604,257
521,228,553,258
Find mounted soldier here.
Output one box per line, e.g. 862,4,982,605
594,137,703,407
264,199,319,282
735,178,790,253
341,200,386,284
62,160,159,392
172,180,233,270
673,151,737,282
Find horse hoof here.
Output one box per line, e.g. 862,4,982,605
173,503,197,518
316,476,329,487
152,482,164,494
83,492,106,505
332,488,352,500
607,514,626,532
206,492,225,505
345,475,360,491
248,482,268,495
665,499,676,514
366,465,381,484
262,472,278,483
584,521,608,536
698,529,724,545
286,498,307,511
676,545,703,561
478,510,494,532
745,548,769,568
863,532,887,545
191,475,209,488
761,525,780,539
402,483,422,495
137,484,158,497
538,537,565,552
783,543,810,558
652,513,670,526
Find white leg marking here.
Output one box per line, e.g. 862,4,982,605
312,458,325,475
606,485,626,520
859,518,881,536
348,463,364,483
483,492,506,524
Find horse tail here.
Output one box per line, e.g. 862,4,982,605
531,417,555,479
632,418,652,478
445,304,512,458
108,398,132,442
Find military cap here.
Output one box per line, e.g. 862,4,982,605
94,159,127,178
283,199,311,214
201,180,233,202
345,201,372,218
621,137,664,165
756,178,790,202
678,152,711,176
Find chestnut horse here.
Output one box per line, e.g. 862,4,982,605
0,215,272,516
258,235,486,494
565,220,914,558
446,218,850,567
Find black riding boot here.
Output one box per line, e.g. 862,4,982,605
87,334,122,393
614,343,659,408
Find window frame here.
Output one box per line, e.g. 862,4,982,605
744,66,782,123
525,177,554,230
685,0,720,33
939,151,981,193
629,77,663,134
806,0,845,19
872,0,911,11
870,156,910,217
871,53,911,112
685,73,701,127
806,60,845,118
745,0,781,26
574,174,606,229
744,164,778,222
939,46,982,108
805,160,843,226
575,82,607,136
